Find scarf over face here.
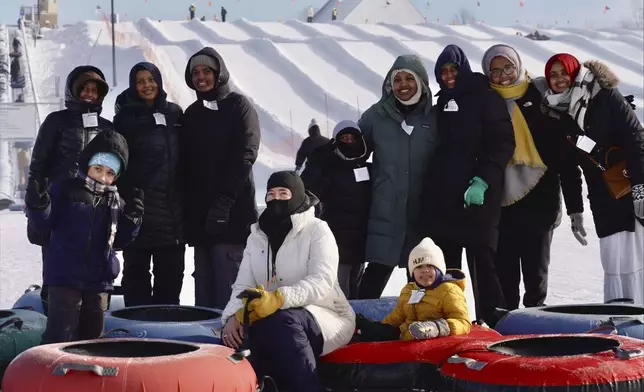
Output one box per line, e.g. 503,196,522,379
482,44,546,206
78,171,121,259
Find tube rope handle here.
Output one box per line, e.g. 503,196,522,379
98,327,132,338
53,363,119,377
0,317,23,331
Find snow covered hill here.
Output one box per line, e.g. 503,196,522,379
1,18,642,313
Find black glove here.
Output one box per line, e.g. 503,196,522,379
25,177,49,210
206,196,235,236
123,188,144,219
353,313,400,342
624,95,636,111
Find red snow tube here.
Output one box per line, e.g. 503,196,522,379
319,324,502,391
1,338,257,391
440,334,644,392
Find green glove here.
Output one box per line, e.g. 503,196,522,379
464,176,488,207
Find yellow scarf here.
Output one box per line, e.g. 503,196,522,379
491,79,547,206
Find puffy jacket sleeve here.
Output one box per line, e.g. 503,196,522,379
26,182,60,235
357,109,375,156
221,241,257,324
279,221,339,309
28,112,61,181
301,145,331,201
212,96,260,210
441,285,471,336
609,89,644,186
558,141,584,215
113,210,142,250
381,288,408,328
295,138,309,168
475,91,516,188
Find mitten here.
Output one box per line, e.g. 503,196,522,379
246,285,285,321
206,196,235,236
408,319,451,340
123,188,144,219
633,184,644,219
464,176,488,207
569,213,588,246
354,314,400,342
624,95,636,111
25,177,49,209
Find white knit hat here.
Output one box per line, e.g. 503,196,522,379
408,237,446,277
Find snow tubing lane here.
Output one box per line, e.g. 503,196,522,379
440,334,644,392
495,303,644,340
0,309,46,383
318,324,502,391
12,285,125,315
102,305,223,344
1,338,258,391
349,297,398,322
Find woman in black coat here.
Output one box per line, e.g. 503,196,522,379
542,53,644,306
424,45,515,327
480,45,584,310
301,120,371,299
114,62,186,306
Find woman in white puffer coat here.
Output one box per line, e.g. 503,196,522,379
220,170,356,392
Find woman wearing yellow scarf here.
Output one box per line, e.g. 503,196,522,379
481,44,584,310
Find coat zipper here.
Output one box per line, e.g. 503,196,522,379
161,120,180,244
83,195,101,275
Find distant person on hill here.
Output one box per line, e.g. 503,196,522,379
332,7,338,21
541,53,644,306
295,118,329,173
356,54,438,300
25,130,142,344
221,6,228,22
480,44,584,310
114,62,186,307
301,120,371,299
423,44,515,327
307,6,314,23
181,47,261,309
26,66,112,316
189,4,196,20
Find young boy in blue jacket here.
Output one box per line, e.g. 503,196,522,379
25,130,144,344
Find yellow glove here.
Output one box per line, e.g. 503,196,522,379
234,302,261,326
246,285,285,321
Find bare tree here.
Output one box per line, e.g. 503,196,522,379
453,7,476,25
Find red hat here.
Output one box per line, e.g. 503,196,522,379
544,53,581,89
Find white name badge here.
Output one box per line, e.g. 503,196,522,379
408,289,425,304
153,112,167,126
401,120,414,135
354,167,370,182
576,135,596,153
82,112,99,128
203,100,219,111
444,99,459,112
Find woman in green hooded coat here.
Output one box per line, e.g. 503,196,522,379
356,55,439,299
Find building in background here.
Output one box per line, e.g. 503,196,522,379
312,0,425,24
37,0,59,28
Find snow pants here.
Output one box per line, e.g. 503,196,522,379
42,286,108,344
193,243,243,309
599,220,644,306
122,244,186,307
495,229,553,309
249,308,324,392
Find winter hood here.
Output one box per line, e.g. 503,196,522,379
434,44,473,90
115,62,168,113
582,60,619,89
381,55,432,102
64,65,109,113
77,130,129,181
332,120,367,160
184,47,231,101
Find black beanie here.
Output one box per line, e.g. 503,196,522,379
266,171,306,210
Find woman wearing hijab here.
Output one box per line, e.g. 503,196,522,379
220,171,355,392
423,45,515,327
356,55,439,299
542,53,644,305
480,45,584,310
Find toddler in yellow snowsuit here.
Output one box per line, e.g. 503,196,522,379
382,237,472,340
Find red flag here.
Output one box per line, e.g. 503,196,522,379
604,5,610,13
519,0,524,7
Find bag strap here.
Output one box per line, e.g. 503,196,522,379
567,136,605,172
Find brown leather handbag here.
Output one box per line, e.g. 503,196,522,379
580,144,632,199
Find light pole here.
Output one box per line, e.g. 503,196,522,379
111,0,117,87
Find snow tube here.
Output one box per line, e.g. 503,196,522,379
102,305,223,344
0,309,47,383
1,338,258,391
440,334,644,391
349,297,398,321
319,324,502,391
495,302,644,340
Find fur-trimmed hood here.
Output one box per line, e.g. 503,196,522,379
583,60,619,89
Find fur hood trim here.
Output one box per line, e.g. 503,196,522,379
583,60,619,89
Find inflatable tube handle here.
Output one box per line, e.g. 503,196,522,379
24,284,41,293
99,327,132,338
446,354,488,371
605,298,634,304
0,317,23,331
53,363,119,377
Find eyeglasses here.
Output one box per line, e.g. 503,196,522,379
489,64,517,78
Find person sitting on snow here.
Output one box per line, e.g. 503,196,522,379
355,237,471,341
25,130,143,344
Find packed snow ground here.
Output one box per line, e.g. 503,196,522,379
2,18,643,316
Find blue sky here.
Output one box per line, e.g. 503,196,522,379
0,0,637,27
